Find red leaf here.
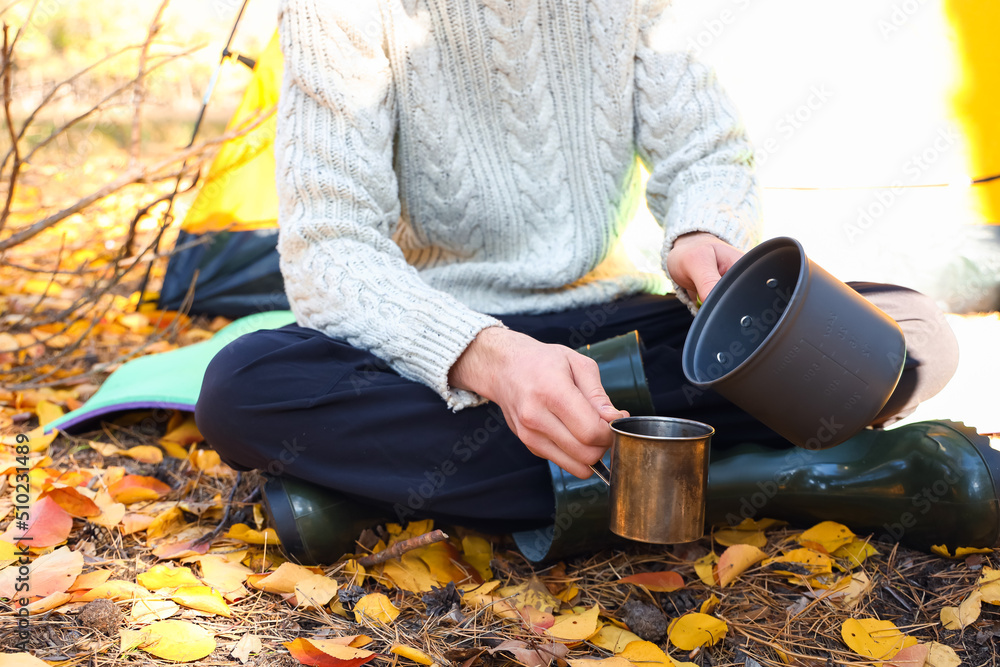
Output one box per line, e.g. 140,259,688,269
41,487,101,518
108,475,172,504
284,638,377,667
1,496,73,547
619,570,685,592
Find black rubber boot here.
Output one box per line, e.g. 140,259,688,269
705,420,1000,551
260,476,391,564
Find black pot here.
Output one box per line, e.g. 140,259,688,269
682,237,906,450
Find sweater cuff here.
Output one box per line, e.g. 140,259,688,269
662,215,757,316
399,309,507,411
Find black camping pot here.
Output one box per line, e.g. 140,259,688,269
681,237,906,450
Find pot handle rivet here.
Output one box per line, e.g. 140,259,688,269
740,315,753,327
766,278,779,288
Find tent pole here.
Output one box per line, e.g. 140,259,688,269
135,0,253,312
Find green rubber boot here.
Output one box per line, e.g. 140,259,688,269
260,476,391,564
265,331,656,566
513,331,657,561
517,420,1000,562
705,420,1000,550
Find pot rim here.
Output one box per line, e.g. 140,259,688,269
682,236,809,388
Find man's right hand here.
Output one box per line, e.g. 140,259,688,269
448,327,628,479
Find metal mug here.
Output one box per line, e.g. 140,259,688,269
590,416,713,544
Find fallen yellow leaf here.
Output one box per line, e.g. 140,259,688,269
131,598,180,624
0,653,50,667
588,624,642,653
74,580,154,602
294,573,340,608
798,521,856,553
978,567,1000,604
137,564,201,591
390,645,435,665
700,594,720,614
940,590,982,630
841,618,918,665
462,535,493,581
137,619,216,662
354,592,400,625
931,544,993,559
35,399,64,427
568,658,634,667
694,552,719,586
925,642,962,667
383,553,437,593
226,523,280,545
192,554,251,601
124,445,164,464
500,576,562,613
832,540,880,569
717,544,766,587
763,548,834,579
250,562,317,595
170,585,233,617
714,527,767,548
667,612,728,650
546,604,601,641
617,639,674,665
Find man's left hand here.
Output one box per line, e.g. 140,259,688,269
666,232,744,304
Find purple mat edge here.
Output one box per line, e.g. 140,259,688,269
46,401,196,434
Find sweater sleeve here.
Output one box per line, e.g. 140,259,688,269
274,0,503,410
634,0,763,313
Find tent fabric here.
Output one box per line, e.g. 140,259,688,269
183,31,281,235
158,227,288,317
45,310,296,435
158,31,285,316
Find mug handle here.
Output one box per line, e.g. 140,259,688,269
590,460,612,486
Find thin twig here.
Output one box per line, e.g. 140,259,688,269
1,43,145,173
356,529,450,567
0,106,273,251
20,46,200,166
130,0,170,164
193,472,244,547
0,23,21,234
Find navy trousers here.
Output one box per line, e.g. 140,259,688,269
195,286,958,530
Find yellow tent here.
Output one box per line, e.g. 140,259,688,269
182,31,281,234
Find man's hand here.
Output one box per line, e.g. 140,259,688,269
666,232,744,304
449,327,628,479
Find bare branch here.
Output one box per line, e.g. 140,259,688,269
356,530,450,567
1,43,147,173
0,23,20,234
131,0,171,164
20,45,201,166
0,105,275,252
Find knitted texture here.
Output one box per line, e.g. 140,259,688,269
275,0,761,410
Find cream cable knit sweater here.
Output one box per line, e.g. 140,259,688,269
275,0,761,410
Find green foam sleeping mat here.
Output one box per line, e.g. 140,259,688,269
44,310,297,435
